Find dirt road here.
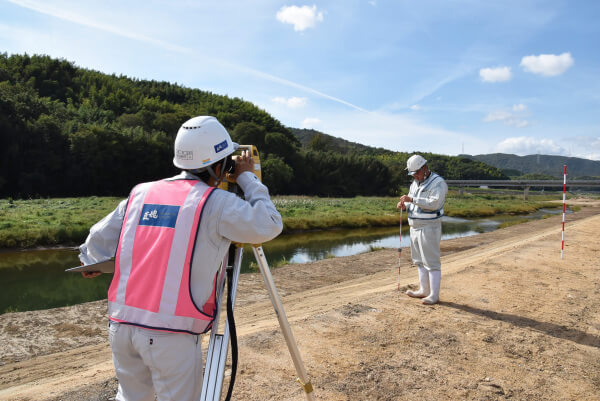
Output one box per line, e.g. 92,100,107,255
1,199,599,400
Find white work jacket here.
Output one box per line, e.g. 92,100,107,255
79,171,283,310
407,172,448,228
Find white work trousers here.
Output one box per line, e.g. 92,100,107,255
409,222,442,271
108,322,203,401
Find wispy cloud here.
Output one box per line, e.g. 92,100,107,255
7,0,367,113
302,117,322,128
405,63,474,107
312,109,484,155
6,0,190,53
276,5,324,32
494,136,565,155
570,136,600,160
520,52,574,77
273,96,307,108
484,104,529,128
479,66,512,82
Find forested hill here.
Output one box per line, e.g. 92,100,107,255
464,153,600,179
290,128,509,183
291,128,391,156
1,53,506,198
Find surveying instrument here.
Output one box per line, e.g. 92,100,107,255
202,145,315,401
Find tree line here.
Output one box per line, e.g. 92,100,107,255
0,53,507,198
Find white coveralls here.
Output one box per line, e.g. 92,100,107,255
406,172,448,301
79,171,283,401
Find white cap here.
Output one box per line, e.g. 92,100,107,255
406,154,427,175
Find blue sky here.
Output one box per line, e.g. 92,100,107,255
1,0,599,160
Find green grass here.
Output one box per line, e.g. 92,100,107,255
274,193,563,232
274,196,401,232
0,197,122,248
444,192,560,218
0,192,569,249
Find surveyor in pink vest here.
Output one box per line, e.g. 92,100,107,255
79,116,283,401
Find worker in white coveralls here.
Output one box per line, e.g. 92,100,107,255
79,116,282,401
397,154,448,305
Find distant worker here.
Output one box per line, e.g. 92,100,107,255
79,116,283,401
397,154,448,305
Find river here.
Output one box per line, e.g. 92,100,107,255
0,208,567,313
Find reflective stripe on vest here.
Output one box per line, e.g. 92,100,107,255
408,173,444,220
108,179,219,335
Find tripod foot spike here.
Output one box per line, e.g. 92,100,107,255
296,377,314,394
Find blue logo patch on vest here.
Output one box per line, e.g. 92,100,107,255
138,204,180,228
214,140,228,153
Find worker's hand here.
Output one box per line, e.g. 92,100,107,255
81,271,102,278
397,195,412,211
231,150,254,181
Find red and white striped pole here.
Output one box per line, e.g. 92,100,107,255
561,165,567,259
397,208,403,290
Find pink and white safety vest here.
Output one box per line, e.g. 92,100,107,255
107,179,222,335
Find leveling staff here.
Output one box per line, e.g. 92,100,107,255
397,155,448,305
79,116,282,401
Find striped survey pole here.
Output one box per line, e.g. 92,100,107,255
397,208,403,290
561,165,567,259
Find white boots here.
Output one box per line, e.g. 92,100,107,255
406,266,440,305
422,270,441,305
406,266,430,298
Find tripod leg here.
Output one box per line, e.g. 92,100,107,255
252,245,315,400
201,245,244,401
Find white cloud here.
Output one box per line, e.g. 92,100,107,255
410,104,421,111
484,104,529,128
302,117,322,128
495,137,566,155
276,5,324,32
311,109,484,155
569,136,600,160
484,111,511,123
483,113,529,127
520,52,574,77
479,66,512,82
272,96,307,108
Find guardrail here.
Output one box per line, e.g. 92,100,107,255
445,180,600,199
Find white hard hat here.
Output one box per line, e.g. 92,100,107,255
406,154,427,175
173,116,239,170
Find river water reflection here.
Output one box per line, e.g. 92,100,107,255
0,208,567,313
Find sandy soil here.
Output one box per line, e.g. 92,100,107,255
1,198,599,401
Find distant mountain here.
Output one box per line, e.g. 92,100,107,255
462,153,600,179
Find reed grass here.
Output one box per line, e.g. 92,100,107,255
0,192,567,249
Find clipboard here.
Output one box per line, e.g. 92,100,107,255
65,258,115,273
